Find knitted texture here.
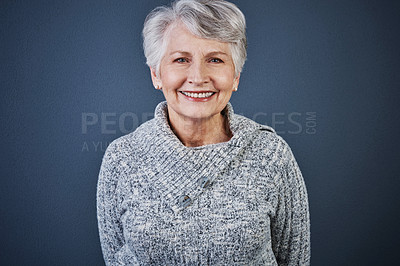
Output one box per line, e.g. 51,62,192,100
97,101,310,265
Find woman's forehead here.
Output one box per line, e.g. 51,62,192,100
164,23,231,56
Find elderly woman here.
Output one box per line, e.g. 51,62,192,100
97,0,310,265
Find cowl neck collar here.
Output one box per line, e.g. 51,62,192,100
135,101,267,213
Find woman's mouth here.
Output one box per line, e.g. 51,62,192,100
179,91,216,99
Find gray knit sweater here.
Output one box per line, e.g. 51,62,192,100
97,101,310,265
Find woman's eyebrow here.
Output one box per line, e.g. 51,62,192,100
169,50,191,56
206,51,228,57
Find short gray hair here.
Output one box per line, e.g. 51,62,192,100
142,0,247,77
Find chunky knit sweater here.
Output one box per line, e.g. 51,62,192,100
97,101,310,265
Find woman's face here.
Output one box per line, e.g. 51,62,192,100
151,23,240,122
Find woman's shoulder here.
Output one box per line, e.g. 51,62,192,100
232,113,281,144
103,118,157,160
235,114,295,165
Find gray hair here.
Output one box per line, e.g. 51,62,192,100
142,0,247,77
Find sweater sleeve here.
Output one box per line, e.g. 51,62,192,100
97,142,139,265
270,142,311,265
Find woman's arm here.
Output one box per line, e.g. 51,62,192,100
271,143,311,265
97,143,130,265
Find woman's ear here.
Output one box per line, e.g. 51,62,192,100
233,73,241,91
150,67,162,90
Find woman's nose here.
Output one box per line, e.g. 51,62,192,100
187,61,209,85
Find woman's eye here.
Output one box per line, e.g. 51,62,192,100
209,58,223,63
174,58,188,63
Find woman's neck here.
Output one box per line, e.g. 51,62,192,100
167,110,232,147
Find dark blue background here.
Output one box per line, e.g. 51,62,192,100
1,0,399,265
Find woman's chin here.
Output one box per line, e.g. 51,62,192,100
182,110,214,121
175,105,216,121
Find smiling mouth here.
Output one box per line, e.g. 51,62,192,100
180,91,216,98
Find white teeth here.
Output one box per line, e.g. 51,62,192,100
181,91,214,98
